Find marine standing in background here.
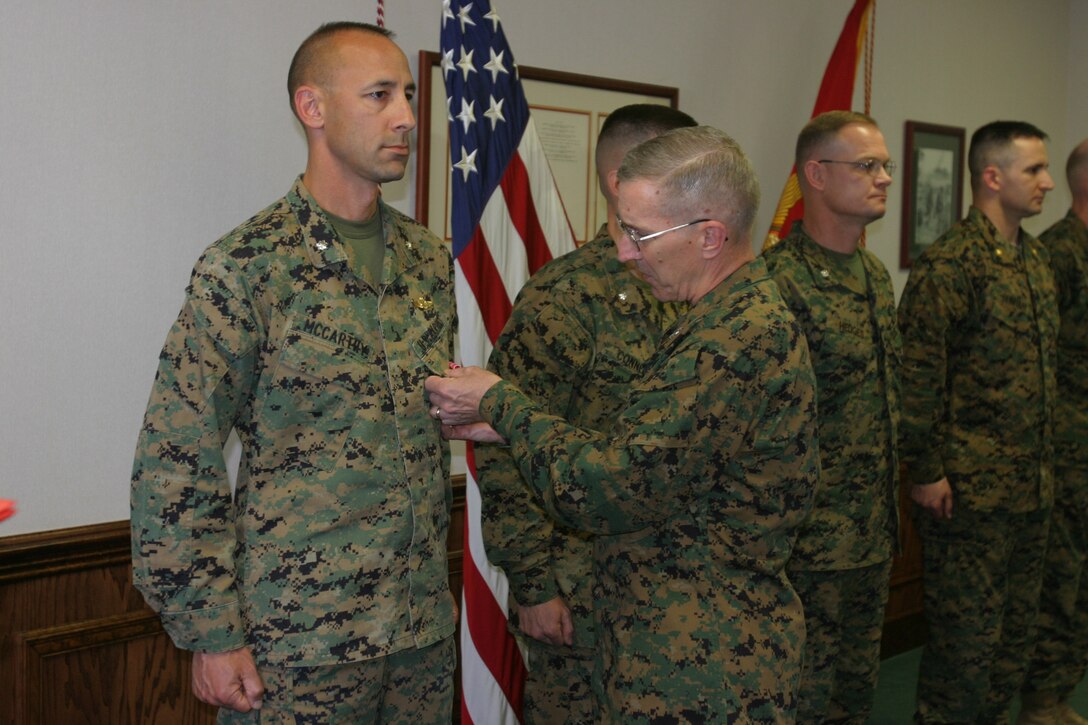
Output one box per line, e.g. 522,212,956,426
898,120,1059,724
428,126,819,724
476,104,696,724
130,22,457,721
1017,137,1088,725
763,110,901,724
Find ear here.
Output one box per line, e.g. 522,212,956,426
294,86,325,130
802,159,825,191
606,169,621,201
700,221,729,259
981,164,1002,193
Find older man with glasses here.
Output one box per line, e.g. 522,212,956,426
762,110,902,725
474,103,696,725
426,126,819,723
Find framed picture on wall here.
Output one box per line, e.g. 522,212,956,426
414,50,678,246
900,121,965,269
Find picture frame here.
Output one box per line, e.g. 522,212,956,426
415,51,679,245
900,121,966,269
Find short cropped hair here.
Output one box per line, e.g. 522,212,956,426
618,125,761,236
596,104,697,161
287,22,393,117
1066,140,1088,191
968,121,1048,187
794,110,878,169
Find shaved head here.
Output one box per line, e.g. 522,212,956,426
288,21,393,120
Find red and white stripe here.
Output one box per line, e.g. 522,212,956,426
457,117,576,724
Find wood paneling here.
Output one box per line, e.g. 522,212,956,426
883,466,927,657
17,611,212,724
0,521,217,724
0,477,467,724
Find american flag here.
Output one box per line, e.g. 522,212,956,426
439,1,577,723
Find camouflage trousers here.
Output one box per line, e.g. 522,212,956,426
914,505,1050,725
217,637,455,724
1022,466,1088,702
788,559,892,725
521,637,596,725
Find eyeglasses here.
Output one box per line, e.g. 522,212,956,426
615,216,710,250
818,158,897,177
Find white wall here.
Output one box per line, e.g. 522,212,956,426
1068,0,1088,166
0,0,1081,536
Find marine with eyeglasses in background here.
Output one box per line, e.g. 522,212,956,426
762,110,902,725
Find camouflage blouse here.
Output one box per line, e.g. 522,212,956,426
765,223,901,570
477,226,680,651
899,206,1058,511
1041,209,1088,469
131,178,457,666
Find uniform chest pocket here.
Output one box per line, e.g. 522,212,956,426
259,332,366,472
810,317,875,375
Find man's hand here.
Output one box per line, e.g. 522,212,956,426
911,477,954,520
518,597,574,647
425,366,502,426
192,647,264,712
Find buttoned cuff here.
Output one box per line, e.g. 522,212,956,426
506,565,561,608
159,600,247,653
908,454,946,487
480,379,534,440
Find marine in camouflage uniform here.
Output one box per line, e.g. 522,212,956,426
899,121,1058,724
476,104,694,724
763,113,901,725
429,127,819,723
765,223,900,723
1019,145,1088,722
477,225,682,723
131,23,456,723
477,256,817,723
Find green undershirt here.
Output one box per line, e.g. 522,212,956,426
325,209,385,287
823,246,868,295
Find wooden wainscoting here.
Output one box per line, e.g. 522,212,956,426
882,467,927,657
0,472,920,722
0,477,465,724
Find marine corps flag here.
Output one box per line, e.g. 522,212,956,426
764,0,876,249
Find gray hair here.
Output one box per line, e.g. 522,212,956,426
618,125,761,236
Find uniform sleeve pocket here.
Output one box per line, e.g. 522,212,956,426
624,357,699,449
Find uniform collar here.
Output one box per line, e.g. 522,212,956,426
967,206,1031,266
593,223,669,316
287,176,427,275
787,220,868,292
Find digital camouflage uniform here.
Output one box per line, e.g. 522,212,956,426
898,206,1058,724
480,257,819,724
131,177,457,720
764,222,901,725
1022,209,1088,705
477,226,681,724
